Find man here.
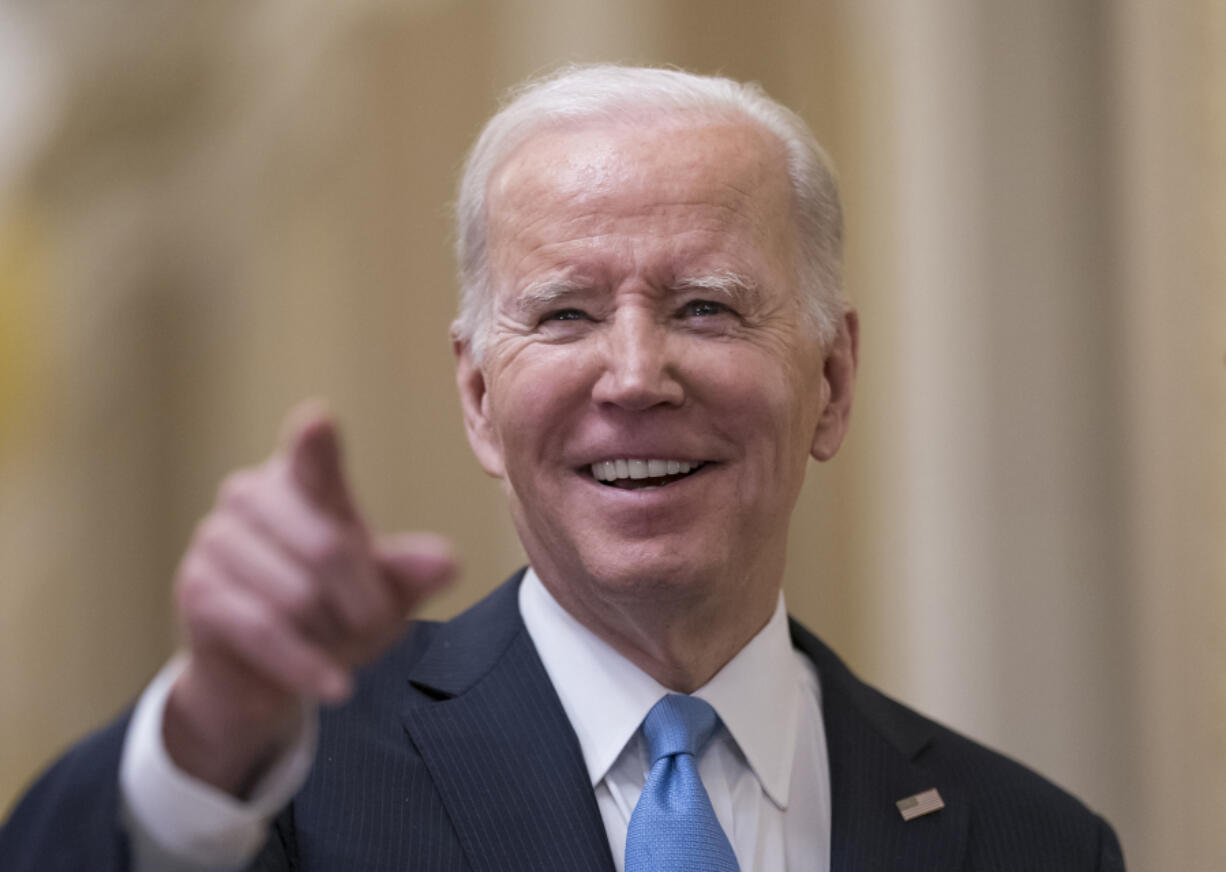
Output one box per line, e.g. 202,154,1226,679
2,64,1123,871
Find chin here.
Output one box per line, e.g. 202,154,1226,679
577,548,730,605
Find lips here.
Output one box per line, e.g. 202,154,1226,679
589,458,708,489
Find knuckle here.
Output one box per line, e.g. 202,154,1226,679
175,554,212,608
193,514,229,553
217,471,244,505
176,572,225,645
344,599,383,637
217,469,258,509
280,581,323,625
301,528,347,568
236,603,275,640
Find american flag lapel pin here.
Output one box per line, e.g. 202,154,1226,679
896,788,945,821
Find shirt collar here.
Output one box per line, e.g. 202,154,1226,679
518,568,801,809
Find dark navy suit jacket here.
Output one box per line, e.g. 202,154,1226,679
2,570,1124,870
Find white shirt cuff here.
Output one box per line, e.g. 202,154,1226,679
119,654,318,872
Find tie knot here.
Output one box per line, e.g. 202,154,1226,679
641,694,721,764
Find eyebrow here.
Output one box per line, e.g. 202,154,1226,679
510,279,592,318
672,271,760,305
508,270,761,318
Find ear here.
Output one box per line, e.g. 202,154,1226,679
810,309,859,462
453,332,506,479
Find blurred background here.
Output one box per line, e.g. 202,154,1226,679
1,0,1222,868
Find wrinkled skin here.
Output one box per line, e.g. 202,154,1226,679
166,405,456,794
456,116,857,690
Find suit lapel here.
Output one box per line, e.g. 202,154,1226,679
791,622,969,871
401,574,616,872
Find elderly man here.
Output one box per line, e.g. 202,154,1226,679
3,65,1122,871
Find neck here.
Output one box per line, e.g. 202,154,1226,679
537,570,781,693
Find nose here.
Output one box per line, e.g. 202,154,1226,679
591,309,685,410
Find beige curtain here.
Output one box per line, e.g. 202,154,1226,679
1,1,1221,867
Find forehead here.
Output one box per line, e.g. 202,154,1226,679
483,115,796,285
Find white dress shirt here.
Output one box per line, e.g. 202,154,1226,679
119,570,831,871
120,656,318,872
519,569,831,872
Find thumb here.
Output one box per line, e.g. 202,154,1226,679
375,532,457,612
282,401,358,522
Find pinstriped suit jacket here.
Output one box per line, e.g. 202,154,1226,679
2,569,1124,870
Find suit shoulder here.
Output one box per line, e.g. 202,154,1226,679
916,713,1124,867
791,620,1124,867
0,711,132,872
910,702,1101,816
874,693,1124,867
794,620,1095,803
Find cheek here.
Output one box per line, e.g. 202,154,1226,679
700,357,816,475
692,342,804,422
487,353,592,464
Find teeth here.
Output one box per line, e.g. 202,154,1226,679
590,459,705,482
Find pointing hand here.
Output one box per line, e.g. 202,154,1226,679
164,403,455,795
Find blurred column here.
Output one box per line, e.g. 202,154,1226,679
0,0,194,813
851,0,1141,855
1113,0,1226,868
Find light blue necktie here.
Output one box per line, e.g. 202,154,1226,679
624,694,741,872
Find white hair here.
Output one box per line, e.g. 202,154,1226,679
453,64,846,363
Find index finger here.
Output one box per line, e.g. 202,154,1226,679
280,400,359,523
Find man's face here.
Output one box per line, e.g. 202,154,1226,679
457,116,855,625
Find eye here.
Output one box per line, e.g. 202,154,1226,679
542,308,590,323
678,299,732,318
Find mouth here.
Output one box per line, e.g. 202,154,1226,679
587,459,710,490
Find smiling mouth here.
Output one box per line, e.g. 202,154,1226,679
588,459,709,490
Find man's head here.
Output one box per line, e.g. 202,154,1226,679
453,65,848,366
452,65,857,674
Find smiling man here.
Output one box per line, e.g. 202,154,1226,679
456,110,853,696
2,65,1123,871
